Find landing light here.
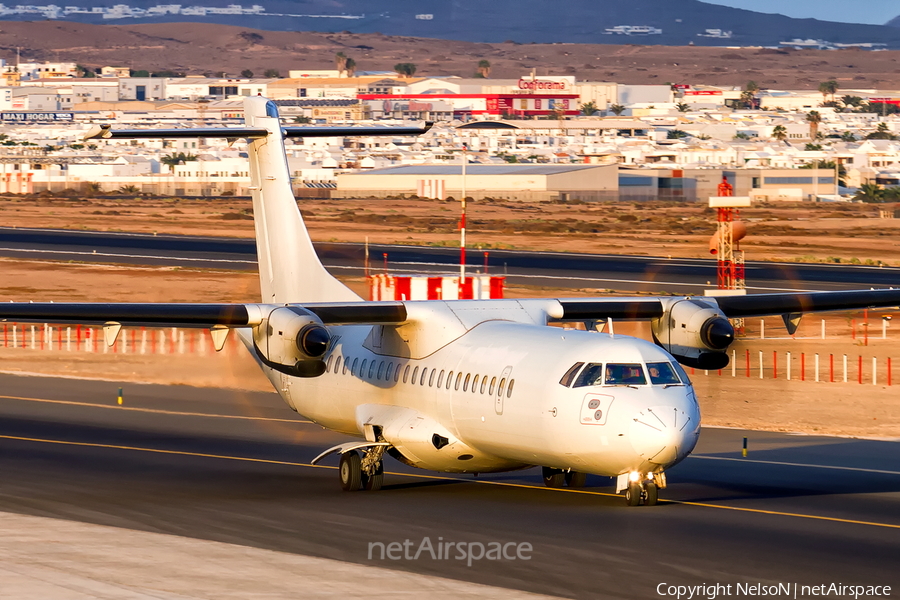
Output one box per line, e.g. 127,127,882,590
628,471,641,482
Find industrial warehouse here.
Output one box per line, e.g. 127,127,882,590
335,163,618,202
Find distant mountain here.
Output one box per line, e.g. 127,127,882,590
4,0,900,47
887,14,900,28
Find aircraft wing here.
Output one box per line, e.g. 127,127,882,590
550,288,900,321
0,302,408,327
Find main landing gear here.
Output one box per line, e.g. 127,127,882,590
339,446,385,492
621,471,664,506
542,467,587,489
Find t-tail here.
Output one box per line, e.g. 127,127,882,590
83,96,433,304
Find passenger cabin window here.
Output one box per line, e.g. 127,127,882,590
394,363,402,383
507,379,515,398
385,362,393,381
559,362,585,387
446,371,453,389
472,375,480,393
463,373,471,392
647,362,682,385
455,372,463,390
412,366,419,383
489,377,497,395
377,361,385,380
605,363,647,386
420,368,428,386
351,358,358,376
361,359,368,378
573,363,604,388
403,365,410,383
334,356,342,374
480,377,488,394
429,370,437,387
437,370,445,388
368,360,377,379
498,378,506,397
326,355,334,372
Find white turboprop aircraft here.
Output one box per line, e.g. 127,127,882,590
3,96,899,506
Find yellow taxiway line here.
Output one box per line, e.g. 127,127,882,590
1,433,898,531
0,394,311,424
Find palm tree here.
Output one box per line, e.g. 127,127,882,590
609,104,626,116
335,52,348,77
118,184,140,194
160,152,197,173
394,63,417,78
476,59,491,78
818,80,839,104
854,182,884,203
580,101,598,116
771,124,788,142
741,80,759,109
840,131,857,142
806,111,822,140
675,102,690,113
345,58,357,78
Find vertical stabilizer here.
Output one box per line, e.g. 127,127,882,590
244,96,360,304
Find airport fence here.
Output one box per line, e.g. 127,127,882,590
0,324,242,356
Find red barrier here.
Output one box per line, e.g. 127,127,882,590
746,349,750,377
858,355,863,384
829,354,834,382
801,353,805,381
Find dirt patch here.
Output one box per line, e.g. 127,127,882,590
3,196,899,265
3,21,900,88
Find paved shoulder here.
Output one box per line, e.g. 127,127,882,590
0,511,562,600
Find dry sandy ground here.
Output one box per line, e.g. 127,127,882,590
0,257,897,438
3,21,900,88
3,195,900,265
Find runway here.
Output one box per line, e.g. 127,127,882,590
2,226,899,294
1,373,898,599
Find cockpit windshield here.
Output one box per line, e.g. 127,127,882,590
563,361,685,388
604,363,647,386
646,362,682,385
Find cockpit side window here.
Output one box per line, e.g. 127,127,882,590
647,361,682,385
605,363,647,386
573,363,604,388
672,361,691,384
559,362,585,387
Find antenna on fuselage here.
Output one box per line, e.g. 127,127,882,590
607,317,615,338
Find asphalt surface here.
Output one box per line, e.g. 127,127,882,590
0,373,898,599
2,226,900,294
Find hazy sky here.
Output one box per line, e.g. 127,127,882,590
703,0,898,25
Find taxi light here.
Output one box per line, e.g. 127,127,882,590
647,472,654,480
628,471,640,482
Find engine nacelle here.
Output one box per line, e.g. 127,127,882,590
650,298,735,370
253,306,331,377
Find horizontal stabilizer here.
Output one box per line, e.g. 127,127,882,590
551,299,664,321
83,123,433,141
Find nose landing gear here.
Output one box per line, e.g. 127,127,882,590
619,471,664,506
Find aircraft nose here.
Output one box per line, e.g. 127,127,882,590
629,405,699,467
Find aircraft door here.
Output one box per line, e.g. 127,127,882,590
495,366,513,415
